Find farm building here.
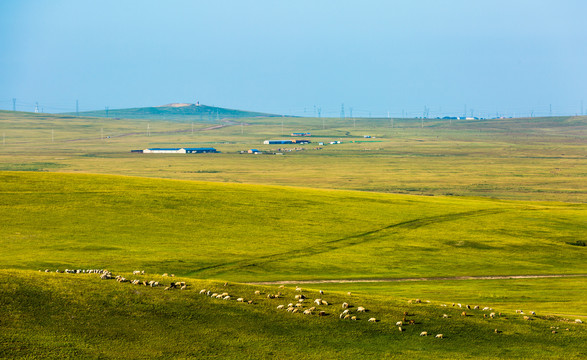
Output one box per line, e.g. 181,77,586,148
139,147,219,154
248,149,262,154
263,139,311,145
291,132,311,136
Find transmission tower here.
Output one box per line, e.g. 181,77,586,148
35,102,39,113
340,103,345,120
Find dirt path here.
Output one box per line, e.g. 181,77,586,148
246,274,587,285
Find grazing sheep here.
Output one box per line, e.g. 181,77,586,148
298,298,304,303
368,318,377,322
292,308,299,314
287,307,295,312
442,314,449,318
288,303,294,307
247,300,253,304
490,312,496,318
357,306,366,312
221,292,229,297
237,298,244,302
162,273,168,277
575,319,583,324
277,305,284,309
295,286,302,292
396,321,403,326
420,331,428,336
415,299,421,304
341,309,350,315
295,294,302,300
164,287,170,291
180,285,187,290
483,307,490,311
466,305,471,310
435,334,443,339
216,295,223,299
552,330,557,334
457,303,462,308
530,311,536,315
441,304,447,307
351,316,357,321
267,294,275,299
461,311,467,317
321,300,328,306
303,310,312,315
474,305,479,310
319,290,324,295
347,292,352,296
295,303,303,308
223,296,230,300
342,302,349,309
279,285,285,289
398,327,403,332
199,289,207,294
309,307,316,311
254,290,261,295
314,299,322,305
319,311,326,316
516,310,523,314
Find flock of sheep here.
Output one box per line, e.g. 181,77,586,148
41,268,584,336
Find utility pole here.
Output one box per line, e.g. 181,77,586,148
35,102,39,113
105,106,109,118
76,100,79,116
340,103,345,120
12,98,16,112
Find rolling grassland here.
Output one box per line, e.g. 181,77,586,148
0,110,585,358
0,172,584,282
1,270,585,359
0,110,585,202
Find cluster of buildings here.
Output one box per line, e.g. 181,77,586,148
132,148,219,154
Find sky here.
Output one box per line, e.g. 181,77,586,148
0,0,586,118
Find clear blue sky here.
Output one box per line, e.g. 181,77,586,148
1,0,585,117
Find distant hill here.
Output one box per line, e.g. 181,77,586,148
63,103,281,121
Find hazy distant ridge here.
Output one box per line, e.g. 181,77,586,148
64,103,281,121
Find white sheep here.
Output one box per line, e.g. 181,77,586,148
223,296,231,300
420,331,428,336
351,316,357,320
357,306,366,312
303,309,312,315
254,290,261,295
237,298,244,302
442,314,449,318
314,299,322,305
435,334,443,338
342,302,349,309
319,290,324,295
396,321,403,326
575,319,583,324
321,300,329,306
276,305,284,309
199,289,207,294
295,286,302,292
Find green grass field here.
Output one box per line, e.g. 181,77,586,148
0,110,585,358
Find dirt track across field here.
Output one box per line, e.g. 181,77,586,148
246,274,587,285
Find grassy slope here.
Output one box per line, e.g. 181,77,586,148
1,270,585,360
0,172,584,282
